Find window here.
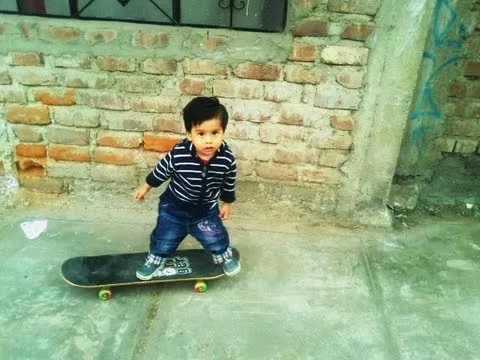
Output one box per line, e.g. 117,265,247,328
0,0,288,32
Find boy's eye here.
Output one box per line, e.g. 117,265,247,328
198,132,204,136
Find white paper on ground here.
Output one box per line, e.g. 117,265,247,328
20,220,48,240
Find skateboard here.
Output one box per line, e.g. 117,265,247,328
61,248,239,300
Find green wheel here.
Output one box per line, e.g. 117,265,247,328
99,289,112,300
194,281,207,293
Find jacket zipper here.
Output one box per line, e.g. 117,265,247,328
199,164,207,204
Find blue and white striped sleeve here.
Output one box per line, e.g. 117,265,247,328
145,151,174,187
220,158,236,203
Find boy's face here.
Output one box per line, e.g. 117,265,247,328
187,117,225,161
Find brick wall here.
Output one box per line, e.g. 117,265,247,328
0,0,378,197
443,8,480,155
395,0,479,177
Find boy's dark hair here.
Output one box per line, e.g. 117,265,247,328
183,97,229,133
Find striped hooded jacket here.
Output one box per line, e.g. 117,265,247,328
145,139,236,208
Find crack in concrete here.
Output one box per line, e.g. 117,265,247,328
361,242,402,360
132,292,162,360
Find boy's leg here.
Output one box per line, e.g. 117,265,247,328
191,207,241,276
136,203,188,280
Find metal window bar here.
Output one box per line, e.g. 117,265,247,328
4,0,287,33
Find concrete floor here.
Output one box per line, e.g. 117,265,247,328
1,192,480,360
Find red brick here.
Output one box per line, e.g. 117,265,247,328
133,32,169,48
144,135,181,153
325,132,352,150
55,55,92,69
16,157,46,171
328,0,380,15
469,84,480,99
284,65,328,84
0,70,11,85
76,91,127,110
11,52,44,66
35,89,76,106
96,57,136,73
115,76,160,93
17,167,46,177
86,30,118,45
293,20,328,37
6,106,51,125
465,61,480,77
94,147,135,166
65,71,113,90
336,69,365,89
202,35,227,50
47,126,90,146
39,26,80,42
49,145,91,162
454,139,478,154
448,81,467,97
265,82,303,103
289,43,317,62
10,67,57,86
342,24,374,41
141,59,177,75
321,46,369,66
256,163,298,181
96,131,142,148
301,167,341,184
230,100,276,123
54,108,100,128
180,79,206,95
274,147,316,164
296,0,317,10
330,114,355,130
154,115,184,133
16,144,47,158
12,125,43,142
183,59,228,76
213,79,263,100
234,63,281,81
0,87,27,103
318,149,349,167
279,111,304,126
131,97,176,113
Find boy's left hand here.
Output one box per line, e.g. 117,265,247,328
219,202,232,220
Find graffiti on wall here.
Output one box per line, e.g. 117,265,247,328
409,0,467,146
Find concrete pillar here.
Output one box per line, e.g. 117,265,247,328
337,0,437,226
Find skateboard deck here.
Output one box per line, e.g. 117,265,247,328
61,248,239,300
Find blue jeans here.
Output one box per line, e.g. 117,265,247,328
149,201,230,257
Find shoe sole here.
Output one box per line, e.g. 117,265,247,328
224,262,241,277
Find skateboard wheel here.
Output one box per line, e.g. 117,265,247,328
99,289,112,300
194,281,207,293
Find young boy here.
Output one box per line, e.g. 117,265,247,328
134,96,240,280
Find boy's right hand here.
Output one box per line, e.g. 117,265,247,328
134,184,152,202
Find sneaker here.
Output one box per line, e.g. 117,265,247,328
136,258,166,280
222,256,241,276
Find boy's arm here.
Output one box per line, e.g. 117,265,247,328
134,151,174,201
145,151,174,187
219,158,236,220
220,159,236,203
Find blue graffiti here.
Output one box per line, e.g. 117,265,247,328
410,54,462,122
409,0,467,146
